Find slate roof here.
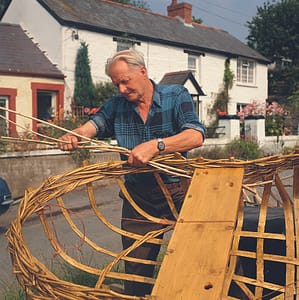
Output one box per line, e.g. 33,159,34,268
0,23,64,78
160,70,205,95
36,0,269,64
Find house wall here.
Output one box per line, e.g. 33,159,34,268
230,60,268,112
199,53,225,122
3,0,63,67
3,0,268,126
61,34,268,123
0,75,64,133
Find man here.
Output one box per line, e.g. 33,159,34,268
58,49,206,296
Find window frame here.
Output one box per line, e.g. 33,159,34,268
237,58,256,85
0,96,8,135
188,54,198,78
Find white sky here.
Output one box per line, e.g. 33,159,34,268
146,0,265,43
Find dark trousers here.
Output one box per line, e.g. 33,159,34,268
120,180,188,297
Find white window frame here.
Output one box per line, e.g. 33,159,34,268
116,41,132,52
188,54,198,78
0,96,8,135
237,58,256,85
113,36,140,52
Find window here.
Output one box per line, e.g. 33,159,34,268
237,103,249,114
237,59,256,84
116,41,132,52
0,97,8,135
37,91,55,121
188,54,197,77
113,36,141,52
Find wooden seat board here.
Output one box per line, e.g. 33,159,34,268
151,167,244,299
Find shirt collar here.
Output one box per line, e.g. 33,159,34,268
151,80,162,108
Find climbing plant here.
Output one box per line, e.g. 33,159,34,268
208,59,234,120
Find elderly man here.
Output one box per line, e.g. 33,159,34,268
59,49,205,296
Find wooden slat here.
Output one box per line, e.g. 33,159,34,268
151,168,244,299
293,165,299,296
255,181,272,298
275,173,296,298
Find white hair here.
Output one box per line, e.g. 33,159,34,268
105,49,146,76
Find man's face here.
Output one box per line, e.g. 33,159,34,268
109,60,147,102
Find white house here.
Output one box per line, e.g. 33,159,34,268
1,0,269,127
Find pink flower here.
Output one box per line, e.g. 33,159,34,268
89,108,99,115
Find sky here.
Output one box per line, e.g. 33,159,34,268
146,0,265,43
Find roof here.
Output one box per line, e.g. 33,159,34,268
0,23,64,79
35,0,269,64
160,70,205,95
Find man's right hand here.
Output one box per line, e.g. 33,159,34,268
57,121,97,151
58,134,79,151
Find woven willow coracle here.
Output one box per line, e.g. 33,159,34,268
5,150,299,299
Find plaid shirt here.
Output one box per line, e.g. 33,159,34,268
90,82,205,148
89,81,206,183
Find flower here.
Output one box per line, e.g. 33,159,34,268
238,100,288,136
84,107,99,115
216,109,227,116
89,107,99,115
237,100,265,121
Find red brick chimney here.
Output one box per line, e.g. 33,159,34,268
167,0,192,24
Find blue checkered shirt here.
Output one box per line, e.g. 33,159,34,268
89,82,206,183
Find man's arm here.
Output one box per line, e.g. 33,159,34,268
58,121,97,151
128,129,203,167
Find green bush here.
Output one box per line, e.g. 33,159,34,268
224,137,263,160
189,137,263,160
189,145,226,159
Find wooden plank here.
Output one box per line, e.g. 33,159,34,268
151,167,244,299
293,165,299,296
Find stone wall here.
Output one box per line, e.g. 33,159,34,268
0,150,120,199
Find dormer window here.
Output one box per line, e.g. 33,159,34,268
113,36,141,52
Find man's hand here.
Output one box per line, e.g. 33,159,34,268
128,140,157,167
57,122,97,151
58,134,79,151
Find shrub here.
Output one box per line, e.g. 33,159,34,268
190,137,263,160
189,145,226,159
224,137,263,160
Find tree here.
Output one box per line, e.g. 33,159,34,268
93,82,118,108
192,16,203,24
110,0,150,10
0,0,11,17
247,0,299,65
247,0,299,133
74,42,95,107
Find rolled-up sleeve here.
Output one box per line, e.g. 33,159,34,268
176,87,206,140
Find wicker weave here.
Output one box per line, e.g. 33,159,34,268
6,151,299,299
